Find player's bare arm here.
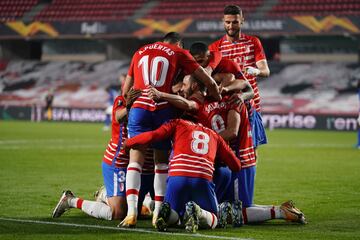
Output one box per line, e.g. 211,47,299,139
192,67,221,101
122,75,134,98
213,73,235,85
218,109,240,142
146,85,198,112
115,108,127,123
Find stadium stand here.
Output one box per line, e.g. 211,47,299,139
0,60,129,108
0,0,38,22
34,0,146,22
0,60,358,115
260,62,359,114
1,0,358,22
144,0,263,19
269,0,360,17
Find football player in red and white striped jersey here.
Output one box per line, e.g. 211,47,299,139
209,4,270,149
120,32,222,228
125,119,241,232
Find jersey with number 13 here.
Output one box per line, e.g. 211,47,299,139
128,42,199,111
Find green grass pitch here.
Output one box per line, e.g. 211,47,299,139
0,120,359,240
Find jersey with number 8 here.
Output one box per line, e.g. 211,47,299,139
128,41,200,111
125,119,241,181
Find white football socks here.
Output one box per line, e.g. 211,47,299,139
243,205,281,223
199,208,218,229
72,198,112,220
153,163,168,218
125,162,142,216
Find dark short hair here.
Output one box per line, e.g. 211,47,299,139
162,32,183,46
189,75,206,93
189,42,208,56
224,5,242,15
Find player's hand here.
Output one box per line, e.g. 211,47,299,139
244,66,260,76
144,85,161,101
228,92,244,107
219,82,229,94
208,85,222,101
126,87,142,110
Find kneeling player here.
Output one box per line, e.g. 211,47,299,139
124,119,241,232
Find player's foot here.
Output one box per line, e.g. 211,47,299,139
231,200,243,227
155,202,171,232
217,201,232,228
152,212,158,227
280,200,307,224
94,185,107,203
184,201,200,233
52,190,75,218
118,215,137,228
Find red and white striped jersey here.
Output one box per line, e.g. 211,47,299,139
128,41,199,111
102,96,129,168
194,95,256,169
125,119,240,181
102,96,154,173
209,34,266,112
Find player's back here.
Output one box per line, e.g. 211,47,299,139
169,119,222,181
195,96,256,168
130,42,198,93
129,42,199,111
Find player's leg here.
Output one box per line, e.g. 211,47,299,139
52,163,127,220
249,109,268,148
151,107,174,225
186,178,218,232
213,166,232,203
155,202,180,232
52,190,113,220
244,201,306,224
138,173,154,217
229,166,255,226
152,149,169,225
120,107,152,227
120,148,146,226
155,176,188,231
101,163,127,220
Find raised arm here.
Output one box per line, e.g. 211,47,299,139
145,86,199,112
218,110,240,142
193,67,221,101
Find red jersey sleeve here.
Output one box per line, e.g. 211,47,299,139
125,119,176,148
113,95,126,112
253,37,266,63
214,59,244,79
208,51,222,70
216,135,241,172
178,49,200,75
208,39,222,52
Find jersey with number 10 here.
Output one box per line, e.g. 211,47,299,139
128,42,199,111
125,119,241,181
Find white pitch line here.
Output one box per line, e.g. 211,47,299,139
0,217,252,240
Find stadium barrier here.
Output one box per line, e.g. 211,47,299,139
1,106,358,131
